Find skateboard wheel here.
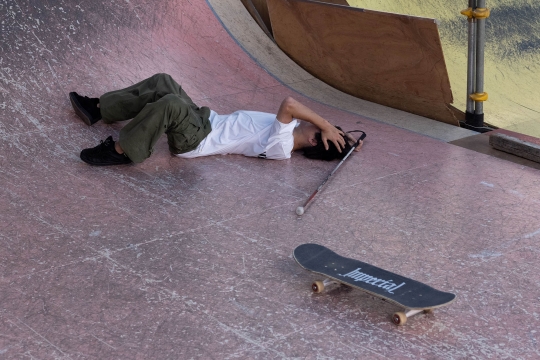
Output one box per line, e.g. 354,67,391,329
312,281,325,293
392,312,407,326
424,309,434,314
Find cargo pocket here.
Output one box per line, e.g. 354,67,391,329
167,109,211,154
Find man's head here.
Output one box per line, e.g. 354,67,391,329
301,126,352,161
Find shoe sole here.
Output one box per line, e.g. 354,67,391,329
80,149,132,166
69,92,94,126
80,153,132,166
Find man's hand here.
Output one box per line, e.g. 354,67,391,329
344,132,364,152
321,125,346,152
277,96,360,153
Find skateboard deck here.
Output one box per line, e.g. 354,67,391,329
293,243,456,325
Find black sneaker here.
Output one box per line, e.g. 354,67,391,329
80,136,132,166
69,92,102,125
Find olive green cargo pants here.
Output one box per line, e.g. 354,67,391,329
99,73,212,163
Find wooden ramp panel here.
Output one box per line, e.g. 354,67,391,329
241,0,349,39
266,0,463,125
241,0,274,38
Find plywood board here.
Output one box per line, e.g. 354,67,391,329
267,0,463,125
241,0,349,37
240,0,274,38
248,0,273,36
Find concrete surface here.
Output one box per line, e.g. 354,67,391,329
1,0,540,358
451,130,540,171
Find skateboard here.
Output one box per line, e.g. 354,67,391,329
293,243,456,325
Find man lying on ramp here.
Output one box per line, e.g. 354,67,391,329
70,73,363,166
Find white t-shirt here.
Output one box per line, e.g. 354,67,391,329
176,110,297,160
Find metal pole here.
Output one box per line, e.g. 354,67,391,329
474,0,487,123
465,0,476,116
461,0,490,129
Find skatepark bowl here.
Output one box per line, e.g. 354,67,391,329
1,0,540,358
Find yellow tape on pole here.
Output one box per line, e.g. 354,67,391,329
460,8,474,19
470,92,489,102
473,8,490,19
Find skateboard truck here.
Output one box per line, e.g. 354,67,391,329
391,308,433,326
312,279,340,293
313,277,434,326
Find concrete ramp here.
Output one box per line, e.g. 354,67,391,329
1,0,540,358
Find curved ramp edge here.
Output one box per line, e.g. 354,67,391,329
207,0,477,142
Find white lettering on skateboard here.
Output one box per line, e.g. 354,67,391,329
338,268,406,294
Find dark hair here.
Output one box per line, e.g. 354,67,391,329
302,126,352,161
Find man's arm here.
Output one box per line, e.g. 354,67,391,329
276,97,345,151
